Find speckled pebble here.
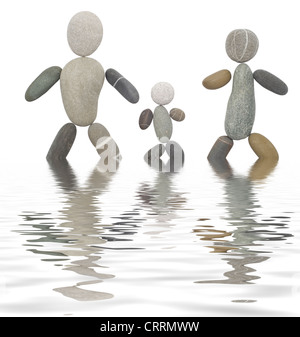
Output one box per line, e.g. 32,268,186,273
60,57,104,127
170,108,185,122
25,66,62,102
202,70,231,90
151,82,174,105
225,64,255,140
139,109,153,130
248,133,279,160
226,29,259,63
253,69,288,95
67,11,103,57
153,105,173,143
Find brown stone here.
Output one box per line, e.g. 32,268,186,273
248,133,279,160
203,70,231,89
170,108,185,122
139,109,153,130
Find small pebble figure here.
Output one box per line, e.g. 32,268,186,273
139,82,185,170
203,29,288,163
25,11,139,163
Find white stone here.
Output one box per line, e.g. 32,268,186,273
151,82,174,105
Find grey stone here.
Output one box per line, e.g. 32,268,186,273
139,109,153,130
225,64,255,140
226,29,259,63
105,68,139,104
46,123,77,161
153,105,173,143
207,136,233,161
67,11,103,57
25,66,62,102
151,82,174,105
253,69,288,95
88,123,110,146
60,57,105,127
170,108,185,122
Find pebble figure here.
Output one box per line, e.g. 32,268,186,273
203,29,288,163
139,82,185,170
25,11,139,163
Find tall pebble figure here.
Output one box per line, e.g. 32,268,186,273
203,29,288,163
25,11,139,163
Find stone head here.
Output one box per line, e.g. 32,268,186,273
225,29,259,63
151,82,175,105
67,11,103,57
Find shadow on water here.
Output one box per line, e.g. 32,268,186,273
195,157,293,285
16,158,141,301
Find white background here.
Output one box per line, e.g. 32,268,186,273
0,0,298,170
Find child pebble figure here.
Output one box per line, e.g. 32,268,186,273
203,29,288,163
139,82,185,170
25,11,139,163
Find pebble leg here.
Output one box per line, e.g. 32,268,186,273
207,136,233,161
248,133,279,161
46,123,77,161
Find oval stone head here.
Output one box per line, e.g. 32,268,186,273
151,82,174,105
67,11,103,57
226,29,259,63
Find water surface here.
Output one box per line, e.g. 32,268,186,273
1,154,300,317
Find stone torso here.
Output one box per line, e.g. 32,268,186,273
60,57,105,127
153,105,173,143
225,63,255,140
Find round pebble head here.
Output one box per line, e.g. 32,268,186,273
67,11,103,56
151,82,175,105
225,29,259,63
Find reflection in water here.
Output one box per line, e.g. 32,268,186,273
195,158,292,285
17,159,120,301
137,156,187,236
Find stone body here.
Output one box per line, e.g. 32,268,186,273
202,70,231,90
60,57,105,127
153,105,173,143
225,63,255,140
26,11,139,165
